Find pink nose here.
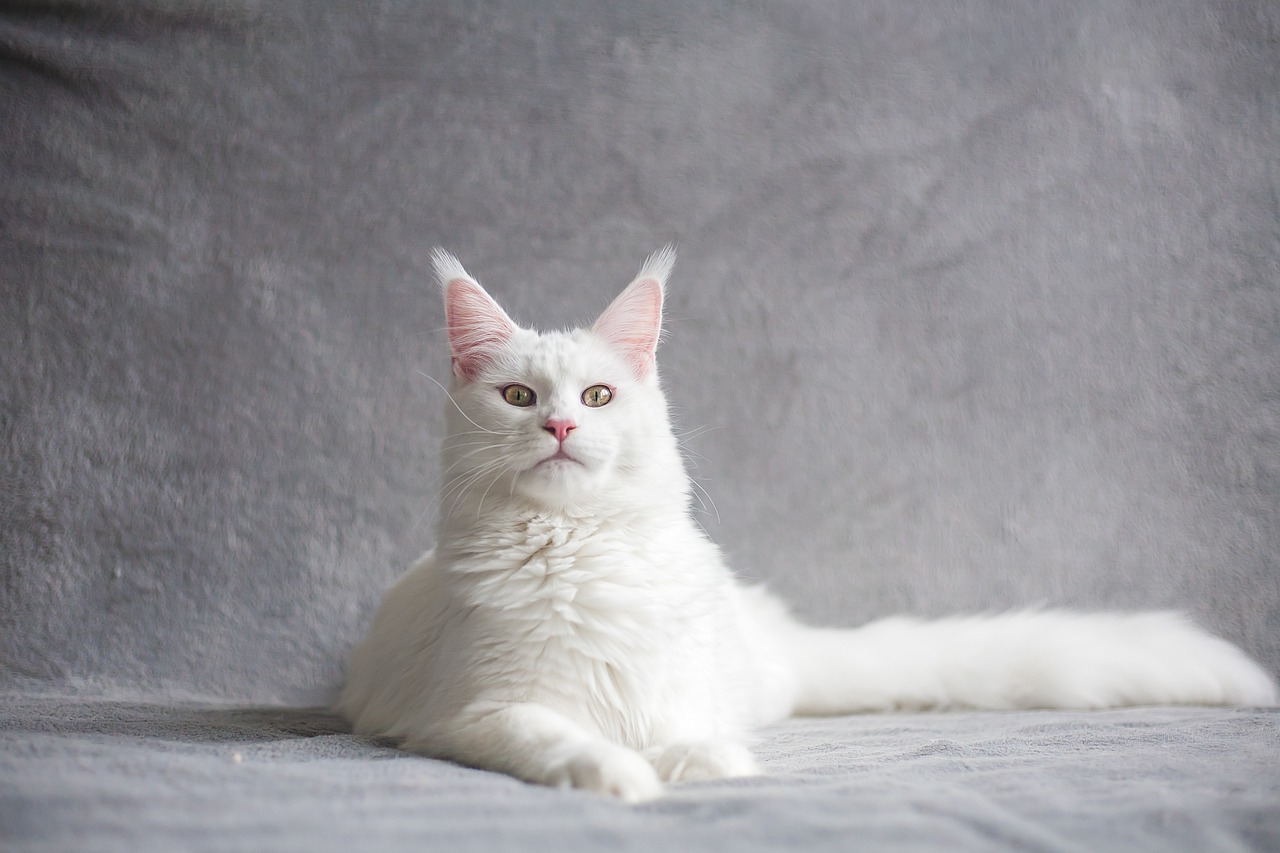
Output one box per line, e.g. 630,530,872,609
544,418,576,443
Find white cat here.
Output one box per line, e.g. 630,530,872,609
337,248,1277,801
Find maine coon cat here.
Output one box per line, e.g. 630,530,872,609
338,248,1277,801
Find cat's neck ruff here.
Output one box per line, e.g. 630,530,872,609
436,479,692,547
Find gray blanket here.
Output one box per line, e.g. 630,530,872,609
3,694,1277,852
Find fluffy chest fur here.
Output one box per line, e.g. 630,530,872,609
440,512,731,747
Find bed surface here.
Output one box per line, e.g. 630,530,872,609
3,693,1277,852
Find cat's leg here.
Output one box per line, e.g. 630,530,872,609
647,739,761,783
410,701,663,802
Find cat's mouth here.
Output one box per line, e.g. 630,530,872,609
534,448,582,469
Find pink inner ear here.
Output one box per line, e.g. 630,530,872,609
445,278,516,381
592,277,664,379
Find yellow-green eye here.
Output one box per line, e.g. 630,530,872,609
502,384,536,407
582,384,613,408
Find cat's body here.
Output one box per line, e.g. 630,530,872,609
338,249,1276,801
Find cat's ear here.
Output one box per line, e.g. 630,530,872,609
433,249,518,382
592,245,674,380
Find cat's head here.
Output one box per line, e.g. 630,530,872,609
432,248,686,515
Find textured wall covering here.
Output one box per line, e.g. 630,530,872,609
2,0,1277,704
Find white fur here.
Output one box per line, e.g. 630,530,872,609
634,243,677,291
338,252,1277,802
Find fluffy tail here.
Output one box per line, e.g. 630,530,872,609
781,610,1277,714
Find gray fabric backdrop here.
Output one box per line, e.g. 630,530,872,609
2,0,1277,705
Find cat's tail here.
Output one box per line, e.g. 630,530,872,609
775,609,1277,714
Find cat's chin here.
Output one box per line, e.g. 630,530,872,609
515,458,609,506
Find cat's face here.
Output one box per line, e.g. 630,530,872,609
434,249,681,511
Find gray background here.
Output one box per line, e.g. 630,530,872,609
3,0,1278,706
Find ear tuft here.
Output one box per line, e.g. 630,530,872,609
431,247,473,290
434,249,517,382
591,247,673,380
636,244,676,291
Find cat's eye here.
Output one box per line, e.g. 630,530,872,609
582,385,613,408
502,384,536,407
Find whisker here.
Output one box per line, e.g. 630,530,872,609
439,462,505,525
430,454,509,521
475,460,519,521
687,475,721,523
415,370,506,436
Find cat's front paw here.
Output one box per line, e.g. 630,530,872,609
652,740,760,783
547,743,664,802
